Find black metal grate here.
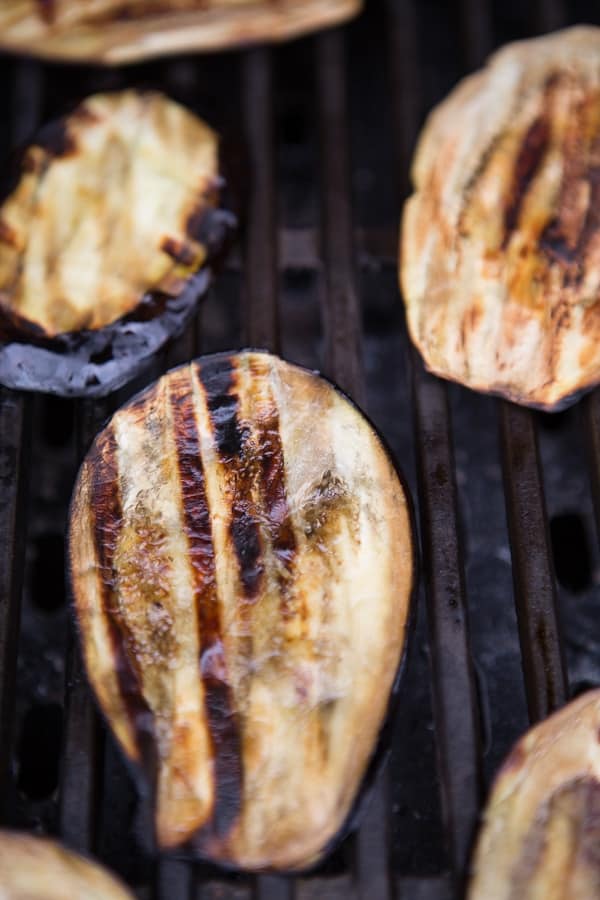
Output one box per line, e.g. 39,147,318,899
1,1,600,898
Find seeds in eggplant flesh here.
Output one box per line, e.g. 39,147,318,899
0,90,223,338
0,830,133,899
401,26,600,411
469,690,600,900
68,350,414,871
0,1,363,65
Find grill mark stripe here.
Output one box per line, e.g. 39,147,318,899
90,426,155,770
169,371,242,837
197,355,264,599
503,116,550,248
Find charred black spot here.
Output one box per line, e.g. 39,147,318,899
169,375,242,836
35,119,76,158
503,116,550,247
254,404,297,576
161,236,196,267
197,356,246,458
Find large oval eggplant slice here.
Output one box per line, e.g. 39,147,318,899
0,90,234,397
0,1,363,65
469,691,600,899
68,350,415,871
402,26,600,411
0,830,133,899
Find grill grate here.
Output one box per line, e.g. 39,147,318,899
1,1,600,898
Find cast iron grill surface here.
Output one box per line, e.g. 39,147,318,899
1,1,600,898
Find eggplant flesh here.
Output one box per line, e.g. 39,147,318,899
68,350,414,871
0,1,363,65
401,26,600,411
0,90,233,397
469,690,600,900
0,830,133,899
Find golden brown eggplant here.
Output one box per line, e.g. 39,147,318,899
469,690,600,899
0,90,233,396
68,350,414,871
402,26,600,410
0,830,133,899
0,1,363,65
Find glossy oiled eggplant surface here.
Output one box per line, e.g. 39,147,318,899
0,831,133,899
0,90,233,397
402,26,600,410
469,690,600,899
69,351,414,871
0,1,363,65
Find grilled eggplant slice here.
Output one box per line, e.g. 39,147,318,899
402,26,600,410
0,830,133,899
0,1,363,65
0,90,233,397
68,350,414,871
469,691,600,899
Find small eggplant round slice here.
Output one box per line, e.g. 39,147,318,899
0,830,133,899
68,350,415,871
469,690,600,900
0,1,363,65
0,89,234,397
402,25,600,411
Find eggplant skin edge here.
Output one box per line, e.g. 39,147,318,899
0,830,134,899
469,689,600,900
68,349,416,872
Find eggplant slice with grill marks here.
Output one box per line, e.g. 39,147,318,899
0,1,363,65
68,350,415,871
401,26,600,411
469,691,600,900
0,830,133,899
0,89,234,397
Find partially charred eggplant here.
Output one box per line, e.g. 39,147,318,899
0,90,234,397
469,690,600,899
402,26,600,410
0,830,133,898
68,350,415,871
0,1,363,65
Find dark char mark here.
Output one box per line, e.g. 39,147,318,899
90,428,155,774
197,355,263,598
503,116,550,248
169,371,242,837
35,119,77,158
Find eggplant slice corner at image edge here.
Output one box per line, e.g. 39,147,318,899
68,349,416,872
0,89,235,398
469,689,600,900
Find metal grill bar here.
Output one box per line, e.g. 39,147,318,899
242,48,279,355
584,391,600,542
316,27,392,900
386,0,482,883
0,58,42,814
59,398,111,852
499,404,567,721
0,388,30,808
